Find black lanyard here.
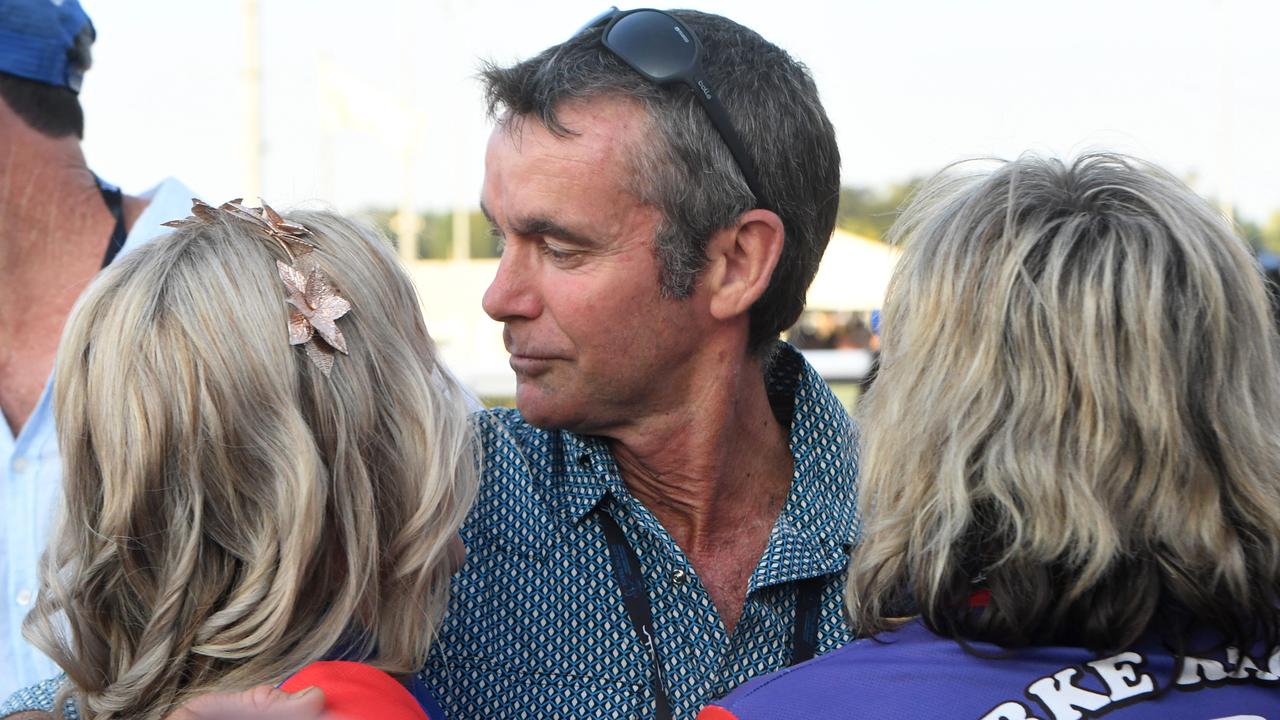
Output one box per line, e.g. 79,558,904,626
95,175,127,268
599,512,825,720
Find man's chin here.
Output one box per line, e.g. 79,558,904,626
514,382,581,431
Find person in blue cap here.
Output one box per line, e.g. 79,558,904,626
0,0,197,699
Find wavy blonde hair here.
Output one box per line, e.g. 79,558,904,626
849,154,1280,651
24,210,478,719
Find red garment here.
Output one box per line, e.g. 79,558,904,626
280,661,431,720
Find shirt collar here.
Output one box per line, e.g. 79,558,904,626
114,177,199,262
556,432,620,524
750,343,860,590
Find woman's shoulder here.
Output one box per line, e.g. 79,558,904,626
281,661,440,720
703,621,949,718
703,621,1280,719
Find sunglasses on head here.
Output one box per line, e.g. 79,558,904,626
579,7,774,213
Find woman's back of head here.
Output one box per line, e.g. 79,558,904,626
849,153,1280,652
27,204,478,720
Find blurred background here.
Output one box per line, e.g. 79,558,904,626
77,0,1280,406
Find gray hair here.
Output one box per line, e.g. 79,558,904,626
848,153,1280,652
481,9,840,352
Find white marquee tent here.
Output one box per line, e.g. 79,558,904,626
805,229,901,312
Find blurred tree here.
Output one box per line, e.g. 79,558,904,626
1262,211,1280,256
1238,215,1264,249
361,209,500,259
365,191,1276,259
1234,210,1280,257
834,180,921,241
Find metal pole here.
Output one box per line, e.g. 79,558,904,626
395,0,419,263
242,0,263,203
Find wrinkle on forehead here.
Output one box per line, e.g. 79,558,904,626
496,96,654,176
482,99,663,253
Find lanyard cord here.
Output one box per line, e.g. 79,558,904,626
94,174,127,268
599,512,825,719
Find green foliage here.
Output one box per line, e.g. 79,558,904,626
364,188,1277,259
834,180,922,241
1260,211,1280,256
361,209,499,259
1229,208,1280,256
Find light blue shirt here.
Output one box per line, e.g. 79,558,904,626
0,177,196,700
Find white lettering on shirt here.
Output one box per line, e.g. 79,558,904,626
1027,668,1111,720
1086,652,1155,701
979,646,1279,718
1177,654,1229,685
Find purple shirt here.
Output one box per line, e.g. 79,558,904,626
701,620,1279,719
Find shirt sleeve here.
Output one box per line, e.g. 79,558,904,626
279,661,432,720
0,675,78,719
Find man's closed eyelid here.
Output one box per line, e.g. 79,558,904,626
541,242,574,260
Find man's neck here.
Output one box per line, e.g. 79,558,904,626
606,347,793,633
0,128,106,265
0,123,132,433
608,363,791,546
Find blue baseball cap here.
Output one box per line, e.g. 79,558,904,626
0,0,95,93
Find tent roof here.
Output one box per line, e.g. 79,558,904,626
805,228,901,312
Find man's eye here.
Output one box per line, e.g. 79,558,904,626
540,243,574,261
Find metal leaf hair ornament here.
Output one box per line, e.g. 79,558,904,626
163,199,352,376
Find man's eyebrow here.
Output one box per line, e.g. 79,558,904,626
510,216,601,248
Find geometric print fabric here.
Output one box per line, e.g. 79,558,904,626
421,343,860,719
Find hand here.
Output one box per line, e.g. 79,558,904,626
166,686,327,720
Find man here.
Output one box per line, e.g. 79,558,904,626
418,9,854,719
3,8,854,719
0,0,196,700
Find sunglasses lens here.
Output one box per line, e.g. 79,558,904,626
605,10,698,81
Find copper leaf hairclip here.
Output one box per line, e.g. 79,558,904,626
163,199,352,376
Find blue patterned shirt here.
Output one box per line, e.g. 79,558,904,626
421,344,859,719
2,345,859,720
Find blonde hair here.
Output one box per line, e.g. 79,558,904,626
24,210,478,719
849,153,1280,650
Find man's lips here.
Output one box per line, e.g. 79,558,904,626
508,353,561,375
502,330,567,371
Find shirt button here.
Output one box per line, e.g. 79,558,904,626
671,569,688,587
16,589,33,607
12,457,30,474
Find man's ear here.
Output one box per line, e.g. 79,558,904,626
702,209,785,321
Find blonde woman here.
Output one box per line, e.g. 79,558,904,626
701,154,1280,718
12,202,477,720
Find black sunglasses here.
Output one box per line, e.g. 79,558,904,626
580,7,773,212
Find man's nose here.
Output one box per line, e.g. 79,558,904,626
482,242,541,322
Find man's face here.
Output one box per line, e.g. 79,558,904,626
480,98,708,434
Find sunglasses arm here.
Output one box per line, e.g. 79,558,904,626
687,71,773,213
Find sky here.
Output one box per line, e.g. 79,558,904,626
78,0,1280,223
